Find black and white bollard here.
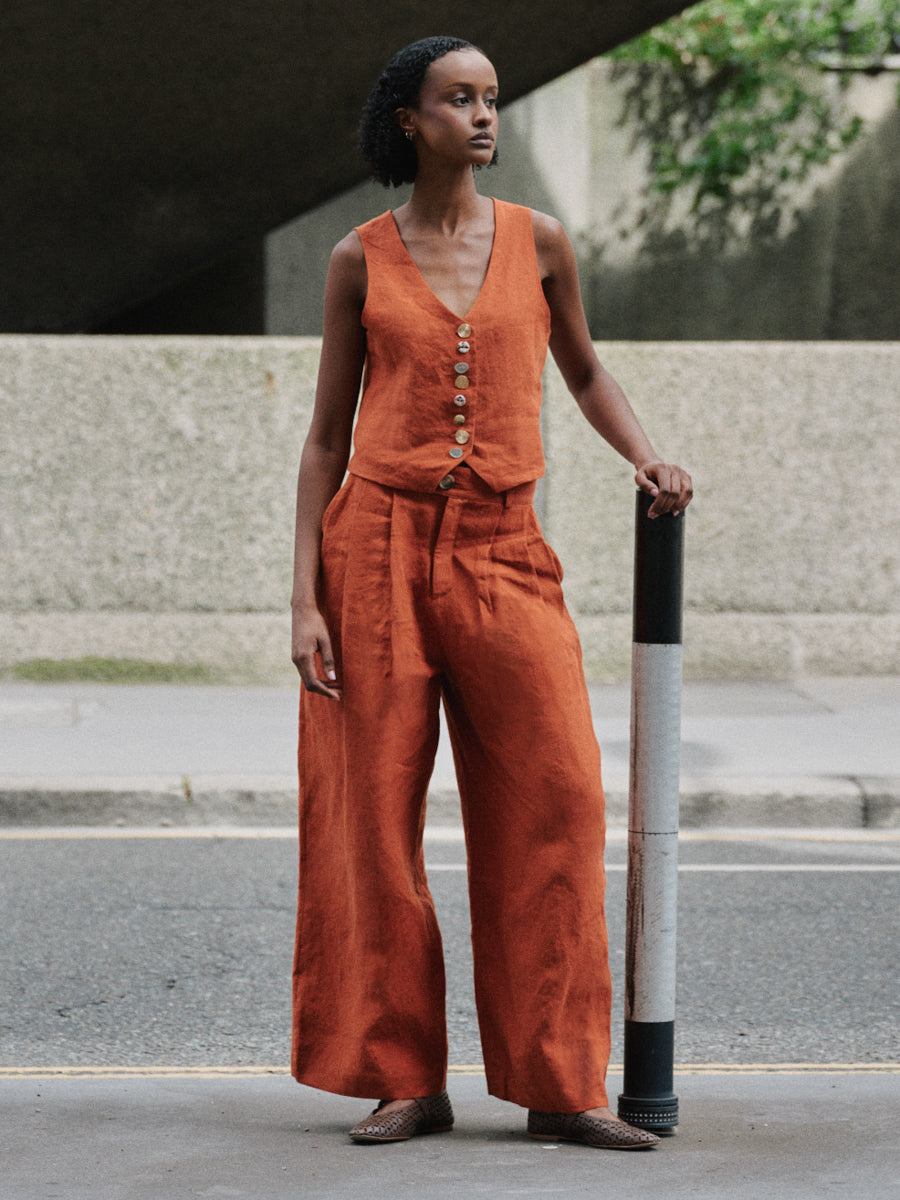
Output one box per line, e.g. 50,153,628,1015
617,489,684,1133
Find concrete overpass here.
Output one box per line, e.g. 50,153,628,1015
1,1,693,332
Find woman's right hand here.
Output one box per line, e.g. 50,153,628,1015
291,605,342,701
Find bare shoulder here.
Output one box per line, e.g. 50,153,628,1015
329,228,365,271
529,208,566,247
529,208,575,281
326,229,367,305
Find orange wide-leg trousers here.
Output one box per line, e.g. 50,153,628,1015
291,468,611,1112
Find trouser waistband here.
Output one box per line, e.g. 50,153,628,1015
432,464,536,506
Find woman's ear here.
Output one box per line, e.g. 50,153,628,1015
395,108,415,138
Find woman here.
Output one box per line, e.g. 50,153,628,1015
290,35,692,1150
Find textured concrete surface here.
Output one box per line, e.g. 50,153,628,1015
0,337,317,612
541,341,900,676
2,337,898,679
1,677,897,828
3,1071,899,1200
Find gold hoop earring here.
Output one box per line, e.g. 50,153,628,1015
405,131,413,141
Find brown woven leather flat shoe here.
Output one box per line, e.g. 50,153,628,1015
349,1091,454,1143
527,1110,661,1150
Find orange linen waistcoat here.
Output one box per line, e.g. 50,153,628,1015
347,198,552,493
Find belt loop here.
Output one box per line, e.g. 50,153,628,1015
431,496,462,597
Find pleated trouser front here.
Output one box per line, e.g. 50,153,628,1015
291,468,611,1112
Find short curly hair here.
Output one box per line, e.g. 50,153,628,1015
359,36,499,187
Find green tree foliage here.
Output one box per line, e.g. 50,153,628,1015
613,0,900,208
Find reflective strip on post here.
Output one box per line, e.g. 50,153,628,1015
617,489,684,1133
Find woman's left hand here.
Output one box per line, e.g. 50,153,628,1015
635,461,693,519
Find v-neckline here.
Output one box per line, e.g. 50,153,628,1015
388,198,499,322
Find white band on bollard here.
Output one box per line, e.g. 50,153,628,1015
626,642,682,1025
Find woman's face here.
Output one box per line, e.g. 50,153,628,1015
398,49,499,170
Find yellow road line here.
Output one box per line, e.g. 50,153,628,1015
0,1066,291,1078
1,1063,896,1080
666,1062,900,1074
0,827,298,839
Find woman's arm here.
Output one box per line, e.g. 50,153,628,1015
290,232,367,698
533,211,693,518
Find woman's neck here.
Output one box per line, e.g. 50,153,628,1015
403,168,490,235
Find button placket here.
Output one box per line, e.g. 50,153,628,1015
449,323,474,459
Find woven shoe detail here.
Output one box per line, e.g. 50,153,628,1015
349,1091,454,1143
527,1110,661,1150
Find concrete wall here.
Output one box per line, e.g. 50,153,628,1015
266,62,900,340
1,337,897,682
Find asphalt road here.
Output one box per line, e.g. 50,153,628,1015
2,827,898,1071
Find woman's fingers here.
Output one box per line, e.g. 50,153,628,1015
635,461,693,518
312,628,342,700
292,613,342,700
296,653,343,700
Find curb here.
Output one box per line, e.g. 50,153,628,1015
1,775,898,829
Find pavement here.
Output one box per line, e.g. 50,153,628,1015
5,1070,899,1200
0,674,898,828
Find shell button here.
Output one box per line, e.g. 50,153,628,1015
438,474,456,490
453,395,467,407
457,341,470,354
449,447,464,459
454,414,466,426
454,375,469,389
454,362,469,374
454,430,470,444
457,323,472,338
